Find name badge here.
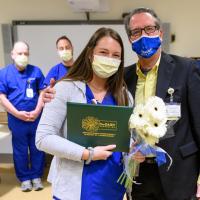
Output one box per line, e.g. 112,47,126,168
165,103,181,120
26,88,34,98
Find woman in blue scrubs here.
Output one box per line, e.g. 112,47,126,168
0,41,45,192
43,36,74,88
36,28,133,200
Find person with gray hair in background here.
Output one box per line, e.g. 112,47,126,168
124,7,200,200
0,41,45,192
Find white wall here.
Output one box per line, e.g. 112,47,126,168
0,0,200,67
0,0,200,153
0,25,3,66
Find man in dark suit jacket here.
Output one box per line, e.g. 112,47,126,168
124,7,200,200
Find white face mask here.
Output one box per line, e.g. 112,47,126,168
92,55,121,79
58,50,72,62
14,55,28,69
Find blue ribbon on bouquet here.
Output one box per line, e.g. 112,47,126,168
118,143,172,190
130,142,172,169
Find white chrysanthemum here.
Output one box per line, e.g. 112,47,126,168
129,104,147,129
145,122,167,138
137,125,159,145
129,98,167,144
144,96,167,123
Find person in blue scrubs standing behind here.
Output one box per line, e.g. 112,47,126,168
0,41,45,192
43,35,74,87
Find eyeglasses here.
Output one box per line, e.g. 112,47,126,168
130,25,159,38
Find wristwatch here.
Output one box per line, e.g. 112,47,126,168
85,147,94,165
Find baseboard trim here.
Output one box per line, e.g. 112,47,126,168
0,153,13,163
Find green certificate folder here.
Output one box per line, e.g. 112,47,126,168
67,102,133,152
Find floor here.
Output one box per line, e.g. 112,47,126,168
0,164,51,200
0,163,127,200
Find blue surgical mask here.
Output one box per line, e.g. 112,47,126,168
132,35,161,58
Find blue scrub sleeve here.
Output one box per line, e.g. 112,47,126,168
0,70,8,94
37,69,45,91
43,68,56,88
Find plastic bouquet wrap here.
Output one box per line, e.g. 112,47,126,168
118,96,175,191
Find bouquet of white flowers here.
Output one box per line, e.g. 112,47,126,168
118,96,173,190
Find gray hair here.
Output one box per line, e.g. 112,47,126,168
12,41,30,51
124,7,162,37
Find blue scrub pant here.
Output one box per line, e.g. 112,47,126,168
9,117,45,182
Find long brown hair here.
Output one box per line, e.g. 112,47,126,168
65,27,129,106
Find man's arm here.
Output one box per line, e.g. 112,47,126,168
29,91,44,121
29,78,56,120
0,93,30,121
42,78,56,103
187,61,200,199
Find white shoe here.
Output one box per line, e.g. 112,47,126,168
21,180,32,192
32,178,44,191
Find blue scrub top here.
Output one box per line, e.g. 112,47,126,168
0,64,44,119
43,63,69,88
81,85,125,200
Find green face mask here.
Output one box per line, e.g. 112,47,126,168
92,55,121,79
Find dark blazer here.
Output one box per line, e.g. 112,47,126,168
124,52,200,200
